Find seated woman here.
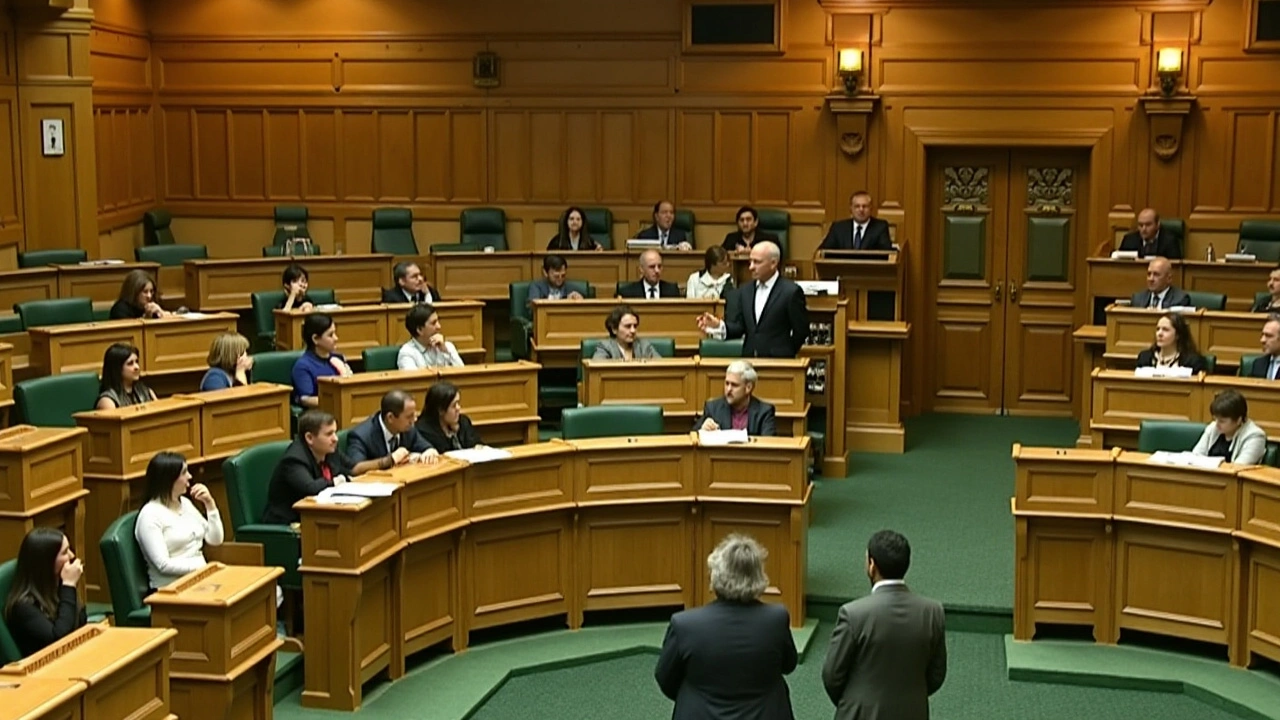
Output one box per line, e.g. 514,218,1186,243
416,381,484,453
546,206,602,251
1252,265,1280,313
134,452,224,590
593,305,662,360
1192,389,1267,465
291,313,353,408
3,527,85,657
686,246,734,299
96,342,157,409
200,332,253,391
1135,312,1207,374
277,263,315,312
110,269,168,319
397,304,464,369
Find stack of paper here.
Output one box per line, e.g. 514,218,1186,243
1134,366,1194,378
1147,451,1222,469
444,446,513,464
318,481,399,499
698,429,749,446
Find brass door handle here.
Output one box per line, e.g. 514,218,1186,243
994,281,1003,303
1010,283,1019,303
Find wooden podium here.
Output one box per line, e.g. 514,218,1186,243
146,563,284,720
814,250,903,321
0,676,86,720
0,624,178,720
0,426,88,566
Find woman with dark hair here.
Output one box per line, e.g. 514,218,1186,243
1135,312,1207,373
276,263,315,312
290,313,352,408
721,206,778,251
416,381,484,453
1191,389,1267,464
686,246,734,299
134,452,224,590
546,206,602,251
110,269,168,319
3,527,86,657
593,305,662,360
96,342,157,410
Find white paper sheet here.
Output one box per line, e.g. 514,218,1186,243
698,429,749,446
444,446,513,463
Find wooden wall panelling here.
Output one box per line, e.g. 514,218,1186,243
0,17,25,268
91,11,155,237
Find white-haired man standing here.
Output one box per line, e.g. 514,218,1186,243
697,241,808,358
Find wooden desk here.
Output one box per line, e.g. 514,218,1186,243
0,624,178,720
0,426,88,566
54,262,160,306
295,436,810,711
1088,369,1203,448
431,250,709,301
26,314,236,384
1103,306,1266,370
815,250,903,321
139,313,238,377
175,383,292,462
1012,446,1280,669
531,298,720,367
0,342,12,423
1074,324,1107,447
273,301,486,363
846,320,907,455
28,320,144,377
696,357,810,437
0,677,86,720
184,255,394,311
532,251,629,297
1088,257,1274,320
0,267,58,313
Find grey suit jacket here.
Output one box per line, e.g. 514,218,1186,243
822,584,947,720
1192,418,1267,465
694,396,777,436
1130,286,1192,309
593,338,662,360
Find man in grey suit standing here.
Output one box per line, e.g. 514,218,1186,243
822,530,947,720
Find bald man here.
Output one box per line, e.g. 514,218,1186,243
1131,256,1191,309
698,241,809,358
617,249,681,299
1119,208,1181,259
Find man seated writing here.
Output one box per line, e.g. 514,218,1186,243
260,410,386,525
694,361,777,437
528,254,584,305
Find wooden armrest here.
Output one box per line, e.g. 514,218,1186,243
205,541,264,566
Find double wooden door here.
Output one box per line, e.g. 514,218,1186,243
926,148,1088,415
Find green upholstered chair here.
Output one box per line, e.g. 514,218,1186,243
99,510,151,627
509,280,594,361
1137,420,1205,453
1162,218,1186,258
143,209,177,245
1238,220,1280,263
1201,353,1217,374
756,208,790,258
578,337,676,384
699,338,744,358
673,209,696,245
251,350,302,388
583,207,613,250
371,208,419,255
249,289,336,352
1256,291,1273,311
338,427,352,456
362,345,400,371
0,314,21,335
1240,353,1264,377
136,244,208,266
15,372,101,427
272,205,311,246
561,405,665,440
0,559,22,663
1266,442,1280,467
460,207,508,250
18,249,88,268
1185,291,1227,311
262,243,321,257
223,442,301,589
15,298,94,330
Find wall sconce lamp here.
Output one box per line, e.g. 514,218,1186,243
1156,47,1183,97
837,48,863,94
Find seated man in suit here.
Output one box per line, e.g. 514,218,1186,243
818,191,893,252
1118,208,1181,259
617,249,681,299
382,261,441,304
260,410,384,525
346,389,440,467
1130,256,1191,309
697,241,809,358
694,361,777,436
1252,265,1280,313
1248,317,1280,379
722,206,778,252
636,200,692,250
527,255,584,307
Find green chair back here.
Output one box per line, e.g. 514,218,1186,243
699,338,744,358
99,510,151,627
251,350,302,388
1137,420,1205,453
262,243,321,257
756,208,790,258
1240,353,1264,377
18,249,88,268
223,442,301,589
0,559,21,663
362,345,400,371
1203,353,1217,374
1238,220,1280,262
338,427,353,457
272,205,311,246
562,405,665,440
1266,442,1280,467
143,209,176,245
1185,291,1226,311
371,208,419,255
1256,291,1272,311
15,298,94,330
0,314,20,334
15,372,101,427
673,209,696,244
135,244,208,266
249,290,336,351
583,207,613,249
1162,218,1186,258
460,207,508,250
578,337,674,382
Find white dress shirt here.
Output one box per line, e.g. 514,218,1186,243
872,578,906,593
397,337,464,370
1148,288,1168,308
379,415,398,451
643,281,662,299
685,270,731,299
135,497,224,589
708,271,780,340
1268,355,1280,381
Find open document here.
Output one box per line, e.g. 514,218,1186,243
1146,451,1223,469
444,446,513,463
315,481,400,505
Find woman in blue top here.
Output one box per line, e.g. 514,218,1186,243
199,333,253,391
291,313,352,408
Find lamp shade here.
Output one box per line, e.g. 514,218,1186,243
838,48,863,74
1156,47,1183,74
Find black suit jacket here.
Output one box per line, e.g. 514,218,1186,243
721,277,809,358
1135,348,1207,374
694,396,777,436
654,600,796,720
1118,227,1181,259
819,217,892,251
261,438,355,525
6,586,86,658
416,414,483,453
345,412,432,465
1130,287,1192,309
637,225,689,248
721,231,778,251
1249,355,1279,379
381,285,441,304
617,280,681,299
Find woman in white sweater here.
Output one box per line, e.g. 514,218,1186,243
686,246,734,300
134,451,224,590
1192,389,1268,465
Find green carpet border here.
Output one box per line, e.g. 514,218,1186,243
1004,636,1280,720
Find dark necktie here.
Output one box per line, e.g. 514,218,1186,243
648,286,657,299
389,435,399,452
1149,293,1160,309
1143,240,1155,256
853,224,864,250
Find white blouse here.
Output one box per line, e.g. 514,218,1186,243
135,497,224,589
685,270,732,299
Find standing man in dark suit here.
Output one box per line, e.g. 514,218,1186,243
697,241,809,358
694,361,777,436
637,200,692,250
345,390,440,467
381,261,442,304
823,530,947,720
1249,317,1280,379
818,191,893,252
617,249,681,299
1118,208,1181,259
655,534,797,720
1130,256,1191,309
